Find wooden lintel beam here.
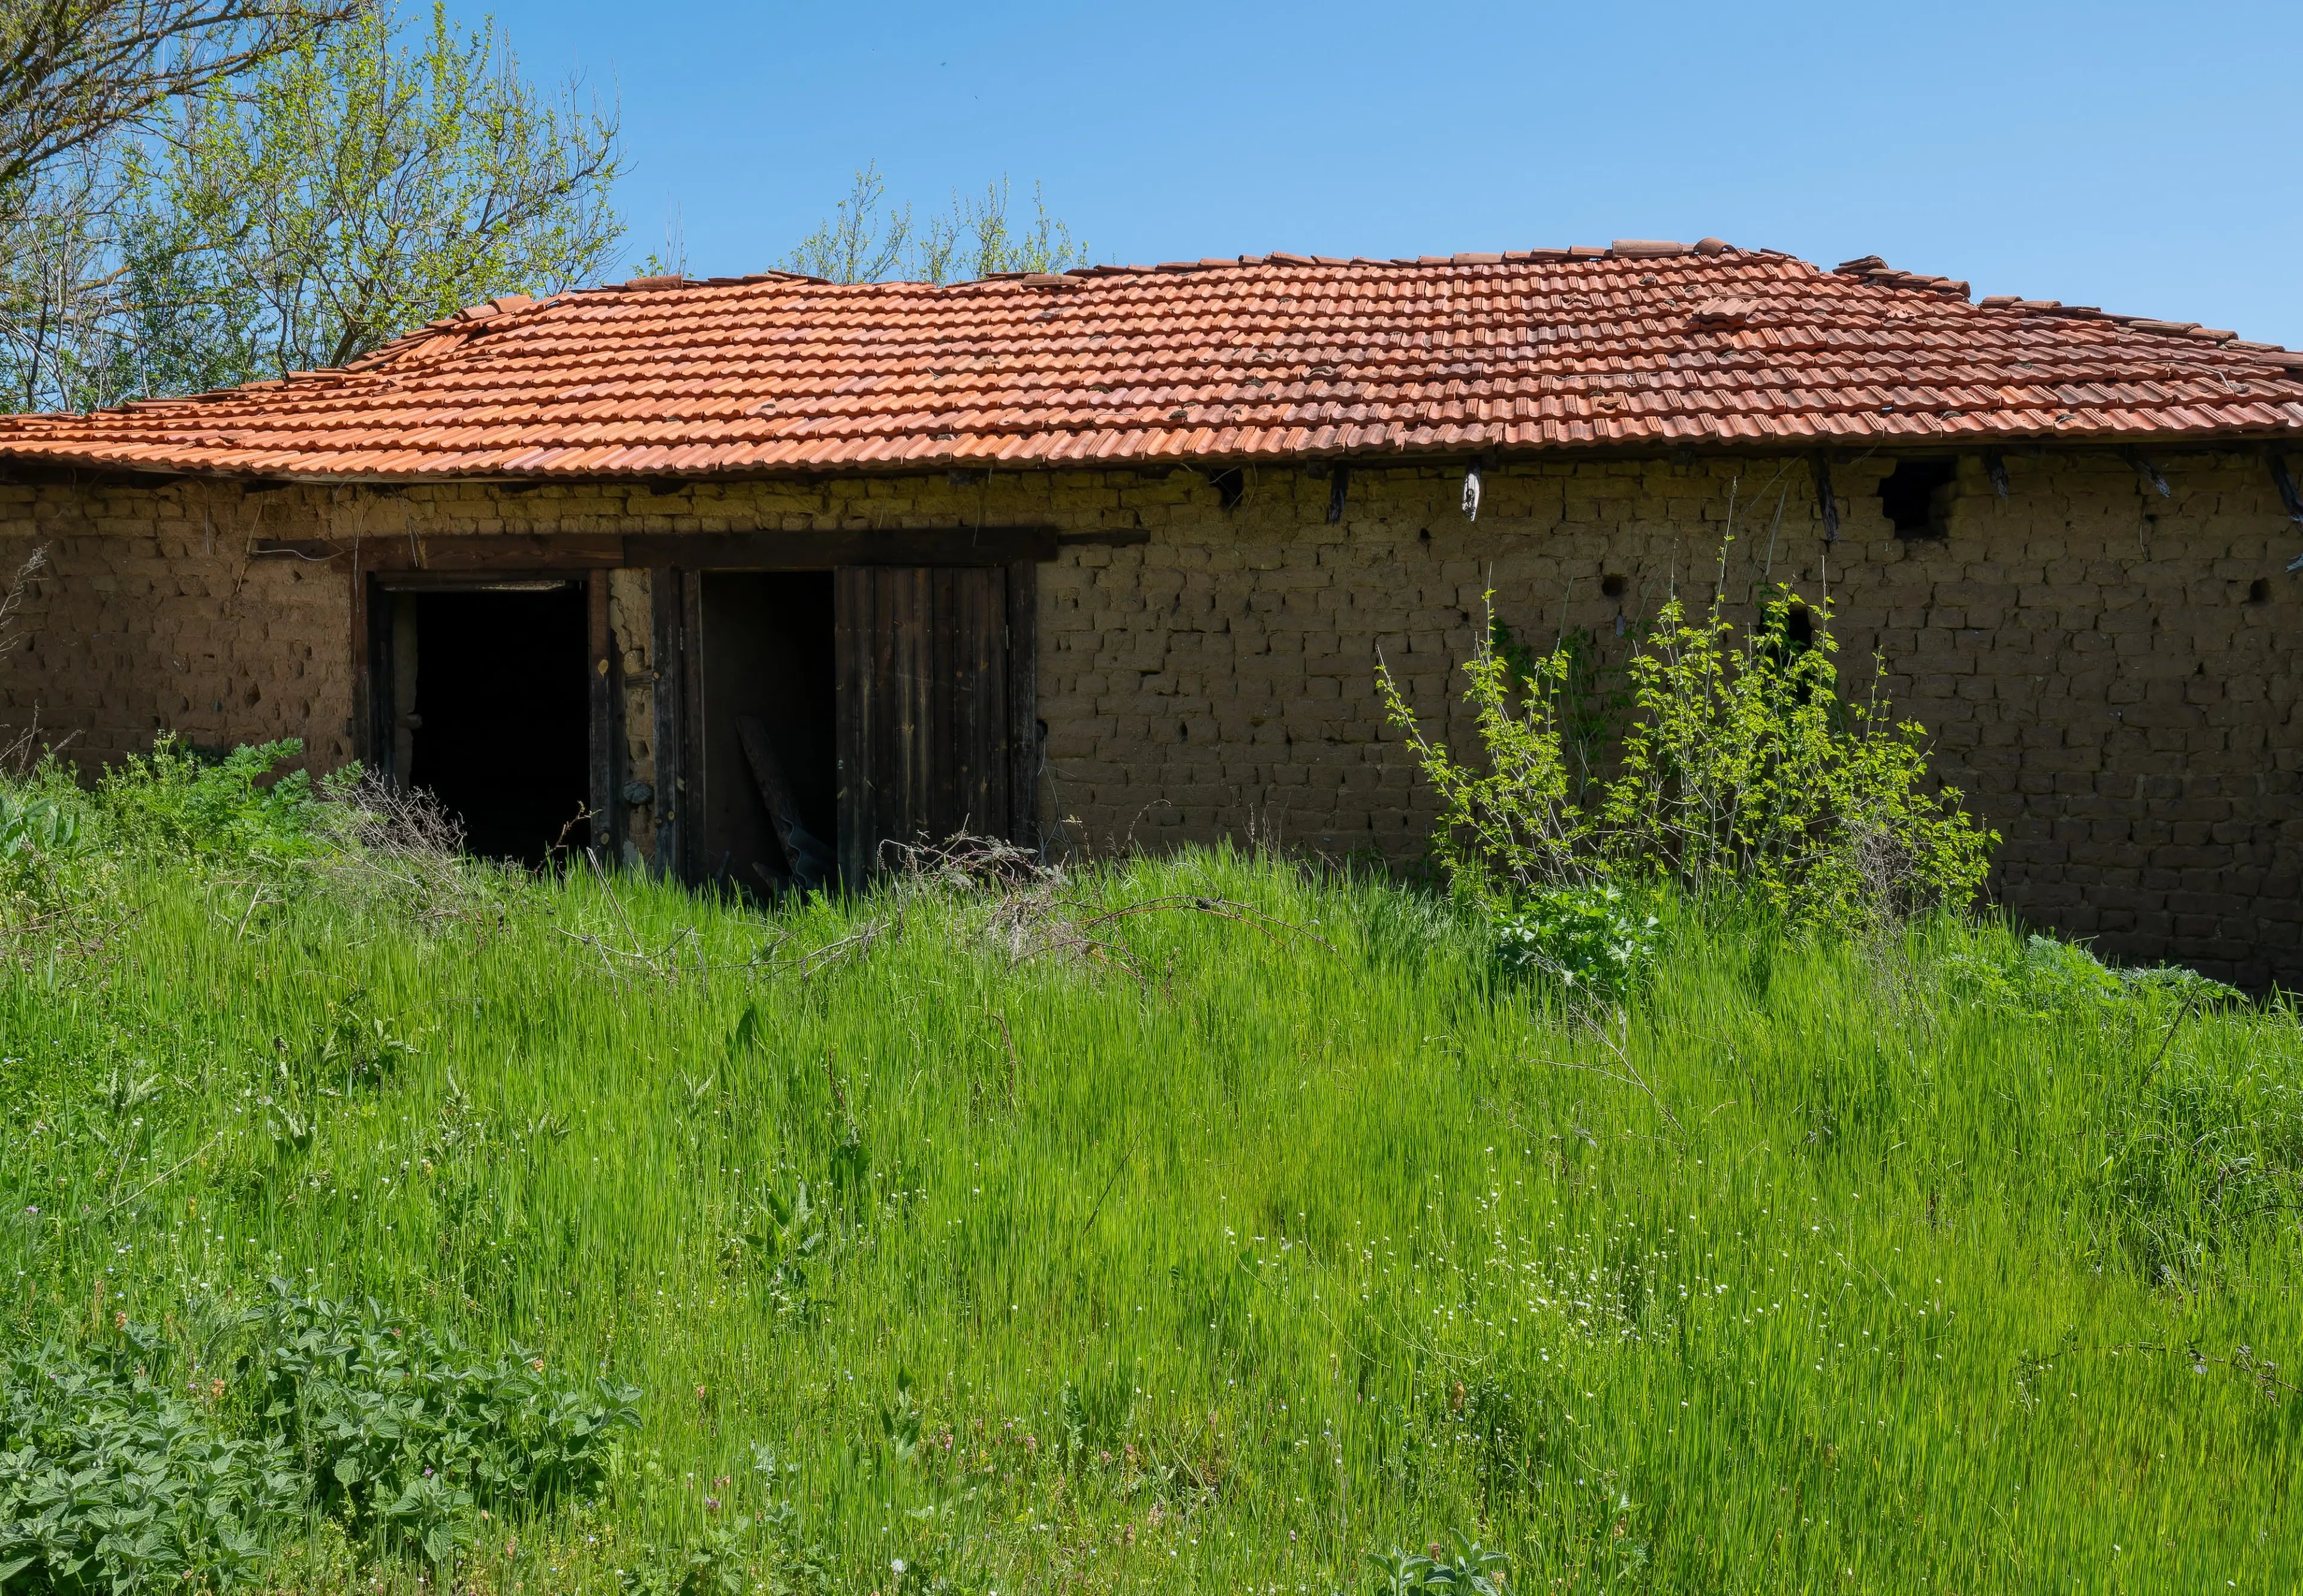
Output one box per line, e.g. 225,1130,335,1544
631,528,1057,567
248,526,1060,571
250,534,624,569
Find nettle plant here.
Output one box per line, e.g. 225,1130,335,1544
0,1288,640,1591
1379,575,1995,940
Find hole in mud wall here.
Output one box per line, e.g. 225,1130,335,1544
1879,459,1956,537
402,586,590,866
1601,573,1628,599
2248,578,2271,605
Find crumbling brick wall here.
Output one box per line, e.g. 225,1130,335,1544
1018,451,2301,987
0,479,357,769
2,448,2294,984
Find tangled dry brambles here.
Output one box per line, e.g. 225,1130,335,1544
311,773,501,933
869,831,1334,987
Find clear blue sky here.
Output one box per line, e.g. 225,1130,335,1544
470,0,2303,348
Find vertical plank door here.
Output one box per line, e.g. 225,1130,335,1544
834,565,1011,883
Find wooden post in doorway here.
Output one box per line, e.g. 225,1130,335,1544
648,567,686,880
586,571,615,856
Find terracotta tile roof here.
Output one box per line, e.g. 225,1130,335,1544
4,240,2301,481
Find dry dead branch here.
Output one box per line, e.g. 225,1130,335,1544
0,898,137,972
824,829,1337,988
1528,1012,1686,1140
0,543,46,661
309,773,499,933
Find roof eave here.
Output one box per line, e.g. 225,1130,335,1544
5,422,2303,489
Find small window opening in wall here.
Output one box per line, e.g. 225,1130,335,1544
1601,573,1628,599
1880,459,1957,537
1208,468,1245,509
1759,602,1818,699
2249,578,2271,605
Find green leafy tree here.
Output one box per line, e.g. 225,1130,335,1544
127,0,622,380
0,0,355,194
0,1,621,409
0,0,360,409
783,160,1087,285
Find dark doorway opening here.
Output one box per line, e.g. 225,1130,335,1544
387,585,590,865
697,572,838,899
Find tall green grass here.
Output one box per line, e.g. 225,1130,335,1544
2,838,2298,1593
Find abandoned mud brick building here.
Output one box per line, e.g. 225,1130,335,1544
3,239,2303,981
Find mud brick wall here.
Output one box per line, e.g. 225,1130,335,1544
1,449,2296,985
0,480,359,769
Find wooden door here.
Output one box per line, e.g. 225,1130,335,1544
834,565,1012,882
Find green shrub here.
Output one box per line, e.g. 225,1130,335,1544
0,1289,640,1590
1379,579,1995,933
0,1336,300,1593
1366,1532,1510,1595
257,1284,642,1562
1380,608,1588,907
1941,933,2242,1020
0,786,91,917
1492,885,1661,1002
92,737,321,866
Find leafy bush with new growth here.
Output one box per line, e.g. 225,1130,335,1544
0,737,515,956
258,1287,641,1567
1492,885,1661,1001
1940,933,2241,1020
93,736,320,864
0,1338,300,1594
1379,571,1995,931
0,786,88,917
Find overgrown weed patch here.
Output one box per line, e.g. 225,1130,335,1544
0,745,2294,1591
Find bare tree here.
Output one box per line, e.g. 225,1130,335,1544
786,163,1088,285
0,0,356,193
0,145,119,408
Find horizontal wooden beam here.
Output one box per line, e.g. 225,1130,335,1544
248,526,1060,570
635,528,1057,566
251,534,620,569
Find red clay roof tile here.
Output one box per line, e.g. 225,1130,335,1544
1,248,2297,480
